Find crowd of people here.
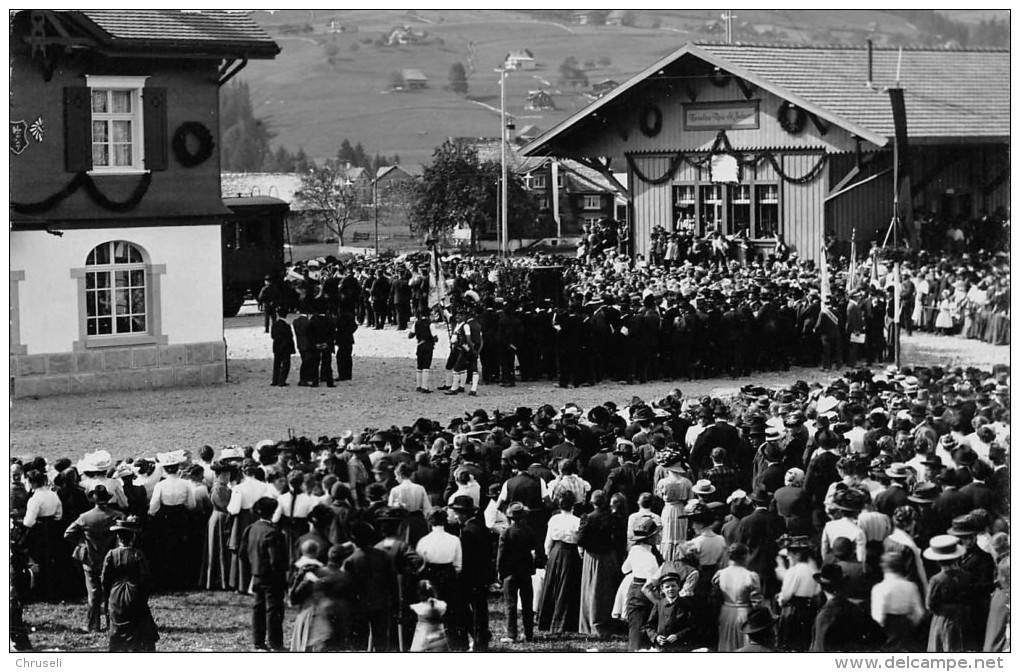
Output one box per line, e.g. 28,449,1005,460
11,362,1010,653
251,233,1007,394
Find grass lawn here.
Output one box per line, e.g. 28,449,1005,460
24,591,627,652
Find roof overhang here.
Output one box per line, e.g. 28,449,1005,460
522,42,888,158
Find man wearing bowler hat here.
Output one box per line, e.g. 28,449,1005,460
63,485,125,632
810,563,883,652
497,502,542,643
736,606,778,652
735,486,782,598
450,495,494,651
948,513,995,649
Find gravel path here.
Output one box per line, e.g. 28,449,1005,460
10,302,1009,460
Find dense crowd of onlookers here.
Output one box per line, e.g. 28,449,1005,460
11,362,1010,653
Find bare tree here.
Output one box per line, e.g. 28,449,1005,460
295,165,368,249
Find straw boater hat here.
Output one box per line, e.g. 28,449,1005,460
113,463,137,479
764,425,784,442
907,482,939,504
506,502,530,520
80,450,113,473
111,516,143,535
156,450,187,467
692,479,716,496
219,446,245,462
923,534,966,562
947,514,981,537
885,462,912,481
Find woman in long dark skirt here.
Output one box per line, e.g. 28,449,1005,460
148,459,194,591
577,490,623,638
101,517,159,652
538,491,582,634
54,467,90,599
22,469,64,602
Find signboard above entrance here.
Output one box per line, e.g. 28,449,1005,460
683,100,759,131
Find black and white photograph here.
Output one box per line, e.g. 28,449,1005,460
8,7,1011,661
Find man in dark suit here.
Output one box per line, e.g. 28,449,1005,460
813,297,843,371
390,271,412,331
497,502,543,643
239,496,289,651
874,464,911,515
335,310,358,381
845,290,865,367
292,306,317,386
804,429,842,507
270,308,295,386
753,443,786,497
310,306,336,387
343,521,400,651
370,269,391,330
63,485,124,631
605,440,651,513
691,406,742,478
810,564,883,652
773,470,812,534
735,487,781,597
959,459,996,512
451,496,494,651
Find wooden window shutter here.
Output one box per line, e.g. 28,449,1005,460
63,86,92,172
143,87,168,171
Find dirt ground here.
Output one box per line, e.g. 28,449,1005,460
10,301,1011,461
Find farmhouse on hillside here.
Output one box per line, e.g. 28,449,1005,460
522,42,1009,262
387,25,427,46
402,68,428,89
504,49,536,70
9,10,279,398
525,90,556,111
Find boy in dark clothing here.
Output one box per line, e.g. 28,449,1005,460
643,572,696,651
239,496,288,651
496,502,543,643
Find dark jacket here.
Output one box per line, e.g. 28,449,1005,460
342,545,399,613
735,507,781,593
240,519,288,585
497,522,542,579
458,516,494,587
605,462,651,512
810,594,883,652
271,317,296,355
292,314,313,352
63,505,124,568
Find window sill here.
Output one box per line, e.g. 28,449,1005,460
81,333,158,349
87,168,151,177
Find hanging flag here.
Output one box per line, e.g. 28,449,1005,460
846,228,857,294
427,245,446,311
819,243,830,305
892,262,902,323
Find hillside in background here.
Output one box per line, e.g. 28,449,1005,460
238,9,1010,167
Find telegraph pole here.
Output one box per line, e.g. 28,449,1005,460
499,67,509,257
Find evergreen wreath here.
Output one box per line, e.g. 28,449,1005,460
777,101,807,135
11,171,153,214
708,68,731,88
172,121,215,167
638,105,663,138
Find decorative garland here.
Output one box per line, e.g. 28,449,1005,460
708,68,731,88
11,171,153,214
172,121,215,167
777,101,807,135
638,105,662,138
624,130,828,187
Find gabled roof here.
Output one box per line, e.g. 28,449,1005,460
523,42,1009,158
700,43,1009,141
68,10,280,58
402,69,428,81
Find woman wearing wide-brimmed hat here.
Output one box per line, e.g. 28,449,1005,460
620,517,664,651
776,535,821,652
101,516,159,652
655,452,692,562
923,534,968,652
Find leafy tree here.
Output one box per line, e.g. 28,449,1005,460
294,148,314,173
295,165,369,248
388,70,405,89
410,140,488,248
477,160,540,243
324,41,340,67
587,10,609,25
448,62,469,94
619,11,637,27
558,56,588,88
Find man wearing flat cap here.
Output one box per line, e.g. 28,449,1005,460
64,485,125,632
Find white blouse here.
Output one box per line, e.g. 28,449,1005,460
544,511,581,554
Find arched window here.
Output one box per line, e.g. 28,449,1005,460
84,241,148,336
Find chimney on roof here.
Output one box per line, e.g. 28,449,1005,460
866,39,875,89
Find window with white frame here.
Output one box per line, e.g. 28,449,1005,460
85,241,148,336
583,195,601,210
530,173,547,189
538,196,550,210
87,76,148,173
